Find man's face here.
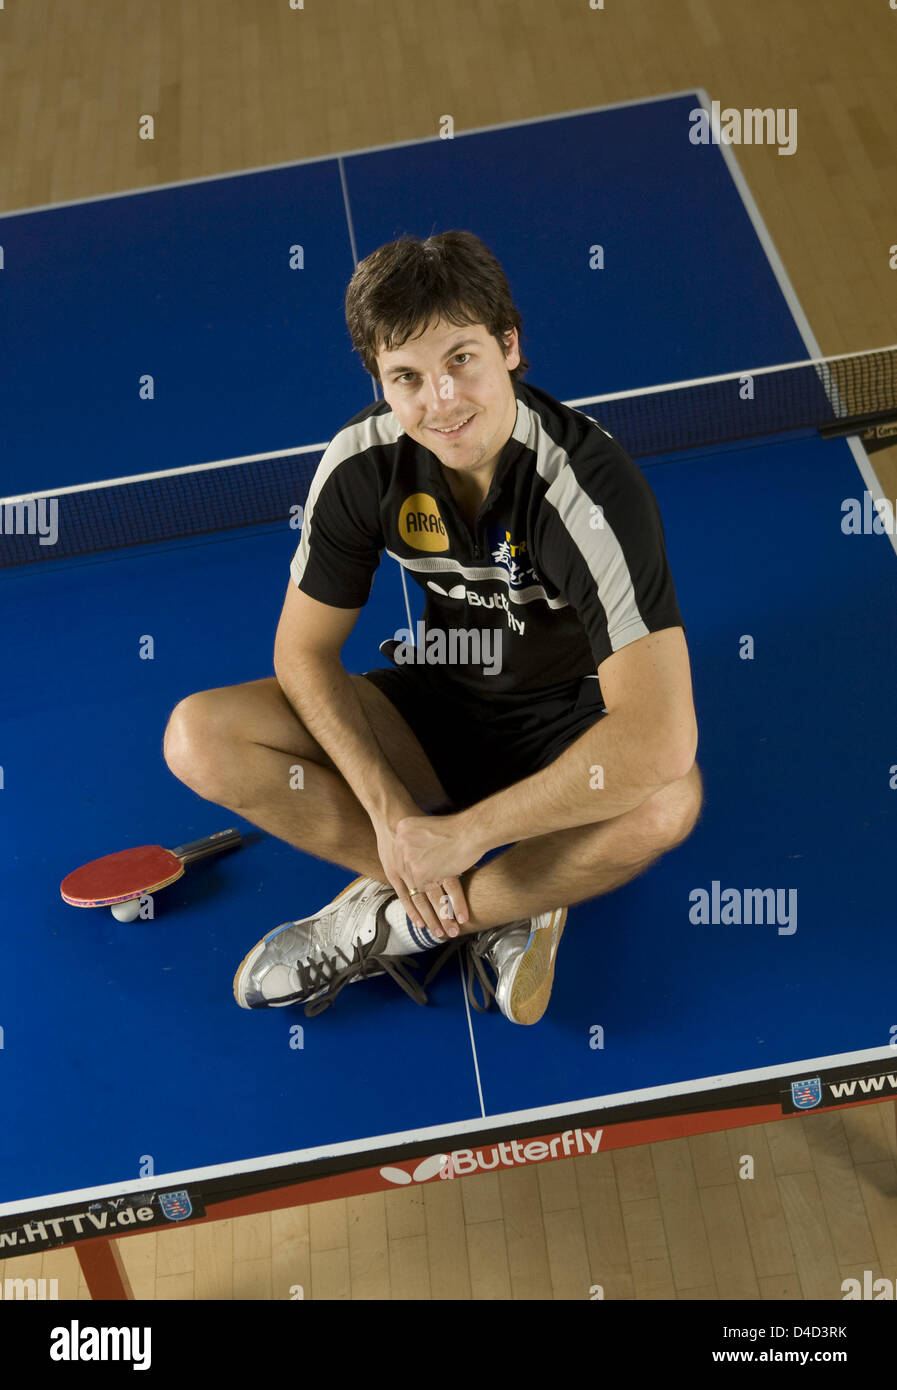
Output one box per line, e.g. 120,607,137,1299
377,318,520,483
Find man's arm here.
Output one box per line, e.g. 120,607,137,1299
464,627,697,852
436,627,698,860
273,582,469,928
274,582,409,822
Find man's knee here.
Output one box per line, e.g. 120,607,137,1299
642,761,704,851
163,691,227,793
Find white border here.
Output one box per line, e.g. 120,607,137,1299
695,88,897,560
0,91,699,221
1,1044,894,1218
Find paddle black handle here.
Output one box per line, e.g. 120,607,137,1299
172,828,243,865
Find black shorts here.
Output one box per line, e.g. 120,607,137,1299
361,662,607,813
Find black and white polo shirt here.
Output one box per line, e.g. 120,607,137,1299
290,379,684,699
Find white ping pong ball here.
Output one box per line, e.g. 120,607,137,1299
111,900,141,923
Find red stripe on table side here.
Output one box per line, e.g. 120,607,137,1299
56,1094,897,1259
204,1102,789,1218
160,1095,897,1221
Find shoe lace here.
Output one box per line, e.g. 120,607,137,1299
301,919,430,1018
422,934,498,1014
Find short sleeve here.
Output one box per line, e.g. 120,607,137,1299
290,445,383,608
536,435,684,669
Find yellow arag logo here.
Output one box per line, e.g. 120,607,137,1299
398,493,449,552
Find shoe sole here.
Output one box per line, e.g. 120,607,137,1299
505,908,567,1025
233,875,366,1008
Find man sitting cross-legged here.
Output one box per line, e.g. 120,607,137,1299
163,230,703,1025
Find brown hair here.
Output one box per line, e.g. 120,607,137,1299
344,230,530,383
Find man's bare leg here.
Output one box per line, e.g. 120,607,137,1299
164,677,702,932
455,763,703,932
164,671,448,830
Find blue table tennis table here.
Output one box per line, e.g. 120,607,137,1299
2,93,896,1300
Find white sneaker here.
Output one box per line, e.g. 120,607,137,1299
233,876,430,1015
453,909,567,1025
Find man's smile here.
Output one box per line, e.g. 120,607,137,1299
428,414,475,438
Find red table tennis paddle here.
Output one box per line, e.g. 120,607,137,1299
60,828,243,917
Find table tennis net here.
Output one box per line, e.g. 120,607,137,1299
2,344,895,568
